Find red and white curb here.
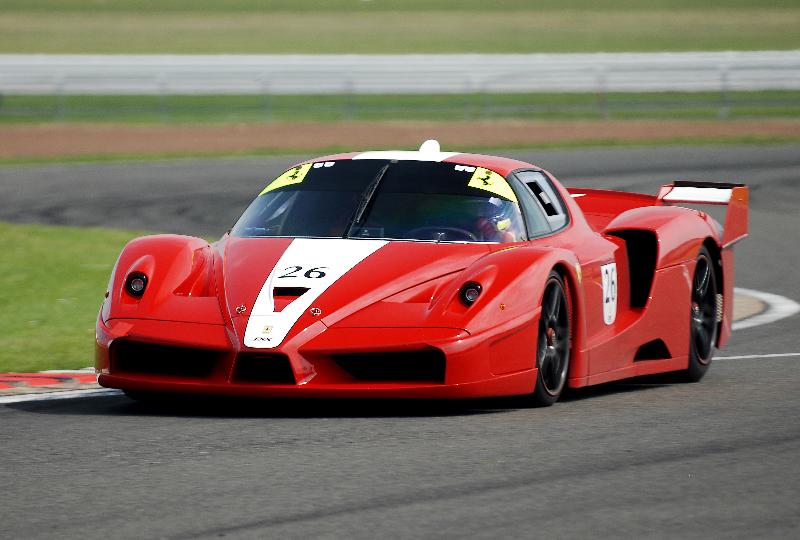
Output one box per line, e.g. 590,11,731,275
1,287,798,405
0,369,119,404
0,387,121,404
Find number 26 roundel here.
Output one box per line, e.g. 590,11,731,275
601,262,617,325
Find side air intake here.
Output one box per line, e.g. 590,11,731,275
634,339,672,361
608,230,657,308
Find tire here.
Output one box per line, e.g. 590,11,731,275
531,271,571,406
681,246,719,382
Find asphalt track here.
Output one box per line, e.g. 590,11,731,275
1,144,799,539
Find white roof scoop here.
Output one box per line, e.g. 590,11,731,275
353,139,457,162
419,139,441,153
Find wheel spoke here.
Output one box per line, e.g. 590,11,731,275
549,353,560,387
696,327,709,357
552,291,562,321
695,260,710,298
541,350,553,385
543,285,557,319
554,322,568,338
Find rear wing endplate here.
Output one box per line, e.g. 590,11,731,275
657,181,749,248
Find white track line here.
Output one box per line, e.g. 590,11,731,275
0,388,121,405
715,352,800,360
732,287,800,331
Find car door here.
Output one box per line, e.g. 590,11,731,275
512,170,629,376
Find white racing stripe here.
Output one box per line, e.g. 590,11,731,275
732,287,800,331
244,238,388,348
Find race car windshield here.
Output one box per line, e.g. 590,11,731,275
231,160,528,243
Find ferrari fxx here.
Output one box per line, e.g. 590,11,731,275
96,141,748,405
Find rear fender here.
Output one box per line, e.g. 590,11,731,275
605,206,719,269
657,182,750,347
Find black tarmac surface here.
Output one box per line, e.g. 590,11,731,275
1,144,799,539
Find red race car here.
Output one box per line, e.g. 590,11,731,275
95,141,748,405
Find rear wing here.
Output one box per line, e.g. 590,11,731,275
657,181,749,248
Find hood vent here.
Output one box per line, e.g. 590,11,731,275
273,286,310,312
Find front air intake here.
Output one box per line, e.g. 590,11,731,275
111,340,221,378
233,353,296,384
332,350,446,383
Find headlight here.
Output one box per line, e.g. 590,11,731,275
125,272,148,297
459,282,482,306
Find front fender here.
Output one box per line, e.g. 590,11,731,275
431,245,579,333
335,244,579,335
101,234,224,325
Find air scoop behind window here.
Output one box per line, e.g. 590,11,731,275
273,287,310,312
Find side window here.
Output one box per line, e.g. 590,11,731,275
516,171,569,232
511,178,551,239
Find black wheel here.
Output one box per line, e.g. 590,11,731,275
681,246,719,382
531,271,571,406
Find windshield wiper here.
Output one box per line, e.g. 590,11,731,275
344,163,390,238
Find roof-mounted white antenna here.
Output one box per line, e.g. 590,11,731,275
419,139,441,153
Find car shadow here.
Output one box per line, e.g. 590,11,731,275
9,376,672,419
9,393,516,419
560,373,676,403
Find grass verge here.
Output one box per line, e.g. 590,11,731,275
1,2,799,53
0,222,150,373
3,91,800,124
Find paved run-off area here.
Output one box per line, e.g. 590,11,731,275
1,144,799,538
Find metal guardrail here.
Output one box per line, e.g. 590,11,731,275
1,51,799,95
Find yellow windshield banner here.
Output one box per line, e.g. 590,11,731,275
259,163,312,196
468,167,518,203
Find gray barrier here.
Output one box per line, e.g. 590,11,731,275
2,51,799,95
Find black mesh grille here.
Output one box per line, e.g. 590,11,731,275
332,350,446,383
234,353,295,384
111,340,220,378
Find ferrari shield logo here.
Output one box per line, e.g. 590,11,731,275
262,325,273,335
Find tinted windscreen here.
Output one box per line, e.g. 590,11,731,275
232,159,528,243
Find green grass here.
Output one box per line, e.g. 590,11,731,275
1,1,799,53
0,222,151,373
3,91,799,124
6,1,798,11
